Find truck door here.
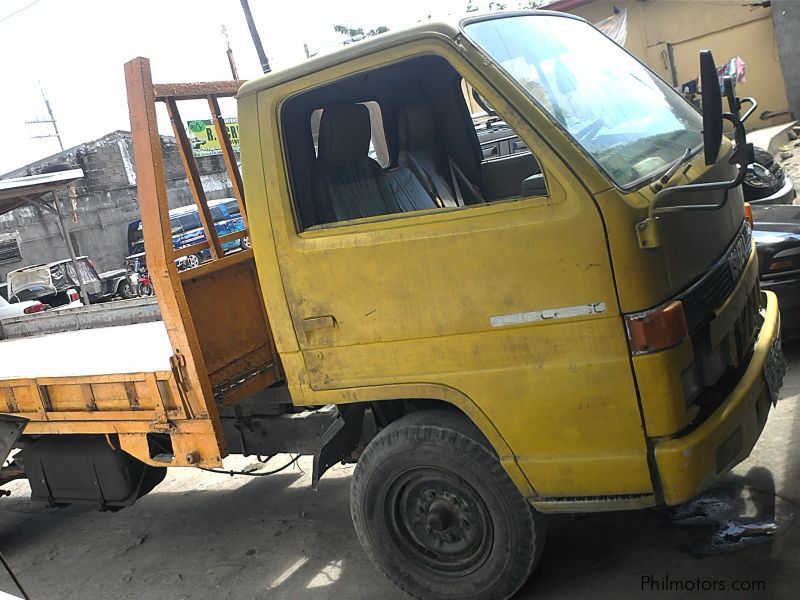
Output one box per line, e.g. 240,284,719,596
252,50,654,498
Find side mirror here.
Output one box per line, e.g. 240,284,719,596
700,50,723,166
521,173,547,197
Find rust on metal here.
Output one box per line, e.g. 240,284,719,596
124,57,226,454
154,80,245,101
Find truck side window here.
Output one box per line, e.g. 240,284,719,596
281,55,547,231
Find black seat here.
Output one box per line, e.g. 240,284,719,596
398,104,485,207
397,104,460,207
311,104,400,224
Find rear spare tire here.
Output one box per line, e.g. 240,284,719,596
350,410,546,600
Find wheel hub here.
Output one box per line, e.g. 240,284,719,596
386,467,493,575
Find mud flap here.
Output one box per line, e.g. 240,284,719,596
312,405,366,491
0,415,27,489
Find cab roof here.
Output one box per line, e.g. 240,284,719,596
237,11,577,99
237,19,462,99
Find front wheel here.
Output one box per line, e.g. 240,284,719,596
137,282,154,297
350,410,546,600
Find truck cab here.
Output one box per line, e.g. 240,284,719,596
0,10,784,600
238,10,781,507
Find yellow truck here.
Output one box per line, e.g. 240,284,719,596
0,11,787,600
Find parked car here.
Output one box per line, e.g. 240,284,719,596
7,257,128,306
127,198,248,270
0,293,46,320
474,116,529,160
753,204,800,339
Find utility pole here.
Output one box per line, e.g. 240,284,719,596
221,25,239,79
239,0,271,74
26,85,64,151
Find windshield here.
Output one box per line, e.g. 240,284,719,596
464,15,703,188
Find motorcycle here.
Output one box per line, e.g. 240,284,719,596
123,253,154,298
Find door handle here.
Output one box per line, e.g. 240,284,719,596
302,315,336,332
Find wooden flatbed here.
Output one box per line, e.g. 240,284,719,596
0,62,281,470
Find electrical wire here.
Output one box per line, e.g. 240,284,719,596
0,0,40,25
0,550,31,600
199,454,301,477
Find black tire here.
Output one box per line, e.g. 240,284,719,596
119,281,137,300
744,147,784,202
137,283,154,297
241,236,252,250
350,410,546,600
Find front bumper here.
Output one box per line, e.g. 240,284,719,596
653,290,782,506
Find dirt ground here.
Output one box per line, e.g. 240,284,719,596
1,343,800,600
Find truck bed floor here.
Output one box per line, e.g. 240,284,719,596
0,321,172,380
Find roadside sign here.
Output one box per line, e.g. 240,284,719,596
186,119,239,157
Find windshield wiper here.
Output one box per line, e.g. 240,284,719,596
652,147,692,191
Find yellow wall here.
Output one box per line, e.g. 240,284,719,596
564,0,789,128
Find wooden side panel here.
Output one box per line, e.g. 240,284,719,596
181,254,279,406
0,371,218,467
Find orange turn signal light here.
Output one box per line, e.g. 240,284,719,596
624,300,688,355
744,202,753,227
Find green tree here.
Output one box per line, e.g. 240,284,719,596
334,23,388,38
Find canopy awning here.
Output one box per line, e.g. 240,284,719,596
0,168,84,216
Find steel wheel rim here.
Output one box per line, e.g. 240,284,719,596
186,254,200,268
385,466,493,576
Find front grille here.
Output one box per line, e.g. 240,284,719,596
681,221,761,425
681,222,752,331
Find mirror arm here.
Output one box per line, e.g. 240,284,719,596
636,112,752,249
739,97,758,123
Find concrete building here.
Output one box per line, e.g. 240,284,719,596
546,0,793,128
0,131,236,282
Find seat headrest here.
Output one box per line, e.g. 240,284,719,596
398,104,436,152
317,104,372,167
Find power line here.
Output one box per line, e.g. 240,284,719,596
0,0,41,25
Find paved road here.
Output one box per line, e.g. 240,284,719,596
1,344,799,600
